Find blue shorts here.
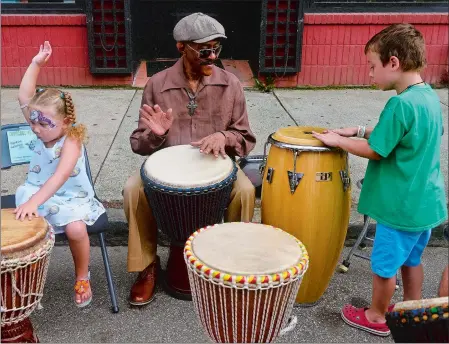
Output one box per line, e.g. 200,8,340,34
371,223,432,278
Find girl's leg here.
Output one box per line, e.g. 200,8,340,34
65,221,91,305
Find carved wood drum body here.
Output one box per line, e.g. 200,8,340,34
260,127,351,305
141,145,237,299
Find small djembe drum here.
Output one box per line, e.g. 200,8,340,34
184,222,309,343
141,145,237,299
1,209,55,343
386,297,449,343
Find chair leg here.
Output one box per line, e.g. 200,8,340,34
98,232,119,313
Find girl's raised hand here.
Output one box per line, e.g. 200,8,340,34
32,41,52,67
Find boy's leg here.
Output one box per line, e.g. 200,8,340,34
65,220,91,305
401,229,431,301
438,265,449,297
366,275,397,322
341,223,423,336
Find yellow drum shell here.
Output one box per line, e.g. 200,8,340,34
261,127,351,304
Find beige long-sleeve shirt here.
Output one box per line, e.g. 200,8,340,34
130,57,256,158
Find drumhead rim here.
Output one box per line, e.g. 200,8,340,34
1,209,49,255
141,145,236,189
183,223,309,289
141,162,238,194
268,134,337,152
391,297,449,312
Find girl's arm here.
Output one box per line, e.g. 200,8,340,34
15,138,81,220
18,41,52,122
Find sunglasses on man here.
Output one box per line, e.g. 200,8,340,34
187,44,222,59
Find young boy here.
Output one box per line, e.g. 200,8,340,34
312,23,448,336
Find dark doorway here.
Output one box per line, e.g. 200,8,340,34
131,0,263,75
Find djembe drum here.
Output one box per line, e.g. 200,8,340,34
1,209,55,343
141,145,237,300
386,297,449,343
184,222,309,343
260,126,351,305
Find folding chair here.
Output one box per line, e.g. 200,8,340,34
1,123,119,313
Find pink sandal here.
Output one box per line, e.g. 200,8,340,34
341,304,391,337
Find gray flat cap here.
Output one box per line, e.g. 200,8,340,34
173,12,227,43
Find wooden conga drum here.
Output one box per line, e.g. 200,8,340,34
386,297,449,343
260,126,351,305
141,145,237,300
1,209,55,343
184,222,309,343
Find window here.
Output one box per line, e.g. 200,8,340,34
1,0,85,14
305,0,448,12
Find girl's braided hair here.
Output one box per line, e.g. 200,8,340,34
29,88,87,142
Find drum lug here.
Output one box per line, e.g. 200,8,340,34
287,171,304,194
339,170,351,192
266,167,274,183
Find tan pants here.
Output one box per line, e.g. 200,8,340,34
124,166,255,272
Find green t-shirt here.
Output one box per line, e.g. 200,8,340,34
358,84,447,232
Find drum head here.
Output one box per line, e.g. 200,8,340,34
1,209,48,255
191,222,304,275
143,145,234,188
271,126,327,147
392,297,449,312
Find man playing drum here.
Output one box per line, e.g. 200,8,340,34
124,13,257,306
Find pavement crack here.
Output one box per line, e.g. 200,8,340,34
272,90,299,126
93,89,137,185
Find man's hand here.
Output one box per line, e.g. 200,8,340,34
14,200,39,221
139,104,173,136
311,130,343,147
32,41,52,67
191,132,227,158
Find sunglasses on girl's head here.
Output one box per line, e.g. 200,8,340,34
187,44,222,59
29,109,56,129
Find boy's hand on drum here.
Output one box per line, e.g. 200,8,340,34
14,201,39,221
32,41,52,67
191,132,226,158
312,130,342,147
327,127,358,137
139,104,173,136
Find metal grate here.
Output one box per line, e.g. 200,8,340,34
259,0,305,75
86,0,132,74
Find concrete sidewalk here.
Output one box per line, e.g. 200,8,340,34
1,86,448,343
2,87,448,243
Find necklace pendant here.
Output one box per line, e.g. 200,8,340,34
187,100,197,116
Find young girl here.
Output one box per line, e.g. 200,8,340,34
14,41,105,308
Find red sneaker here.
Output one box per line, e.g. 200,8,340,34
341,305,391,337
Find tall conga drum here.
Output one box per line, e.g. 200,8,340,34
184,222,309,343
260,126,351,305
386,297,449,343
1,209,55,343
141,145,237,300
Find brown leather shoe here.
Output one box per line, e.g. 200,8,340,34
129,257,159,306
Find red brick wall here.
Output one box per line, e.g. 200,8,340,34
1,14,132,86
273,13,449,87
2,13,448,87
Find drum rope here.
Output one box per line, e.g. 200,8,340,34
1,229,54,325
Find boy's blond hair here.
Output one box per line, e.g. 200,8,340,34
365,23,426,72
